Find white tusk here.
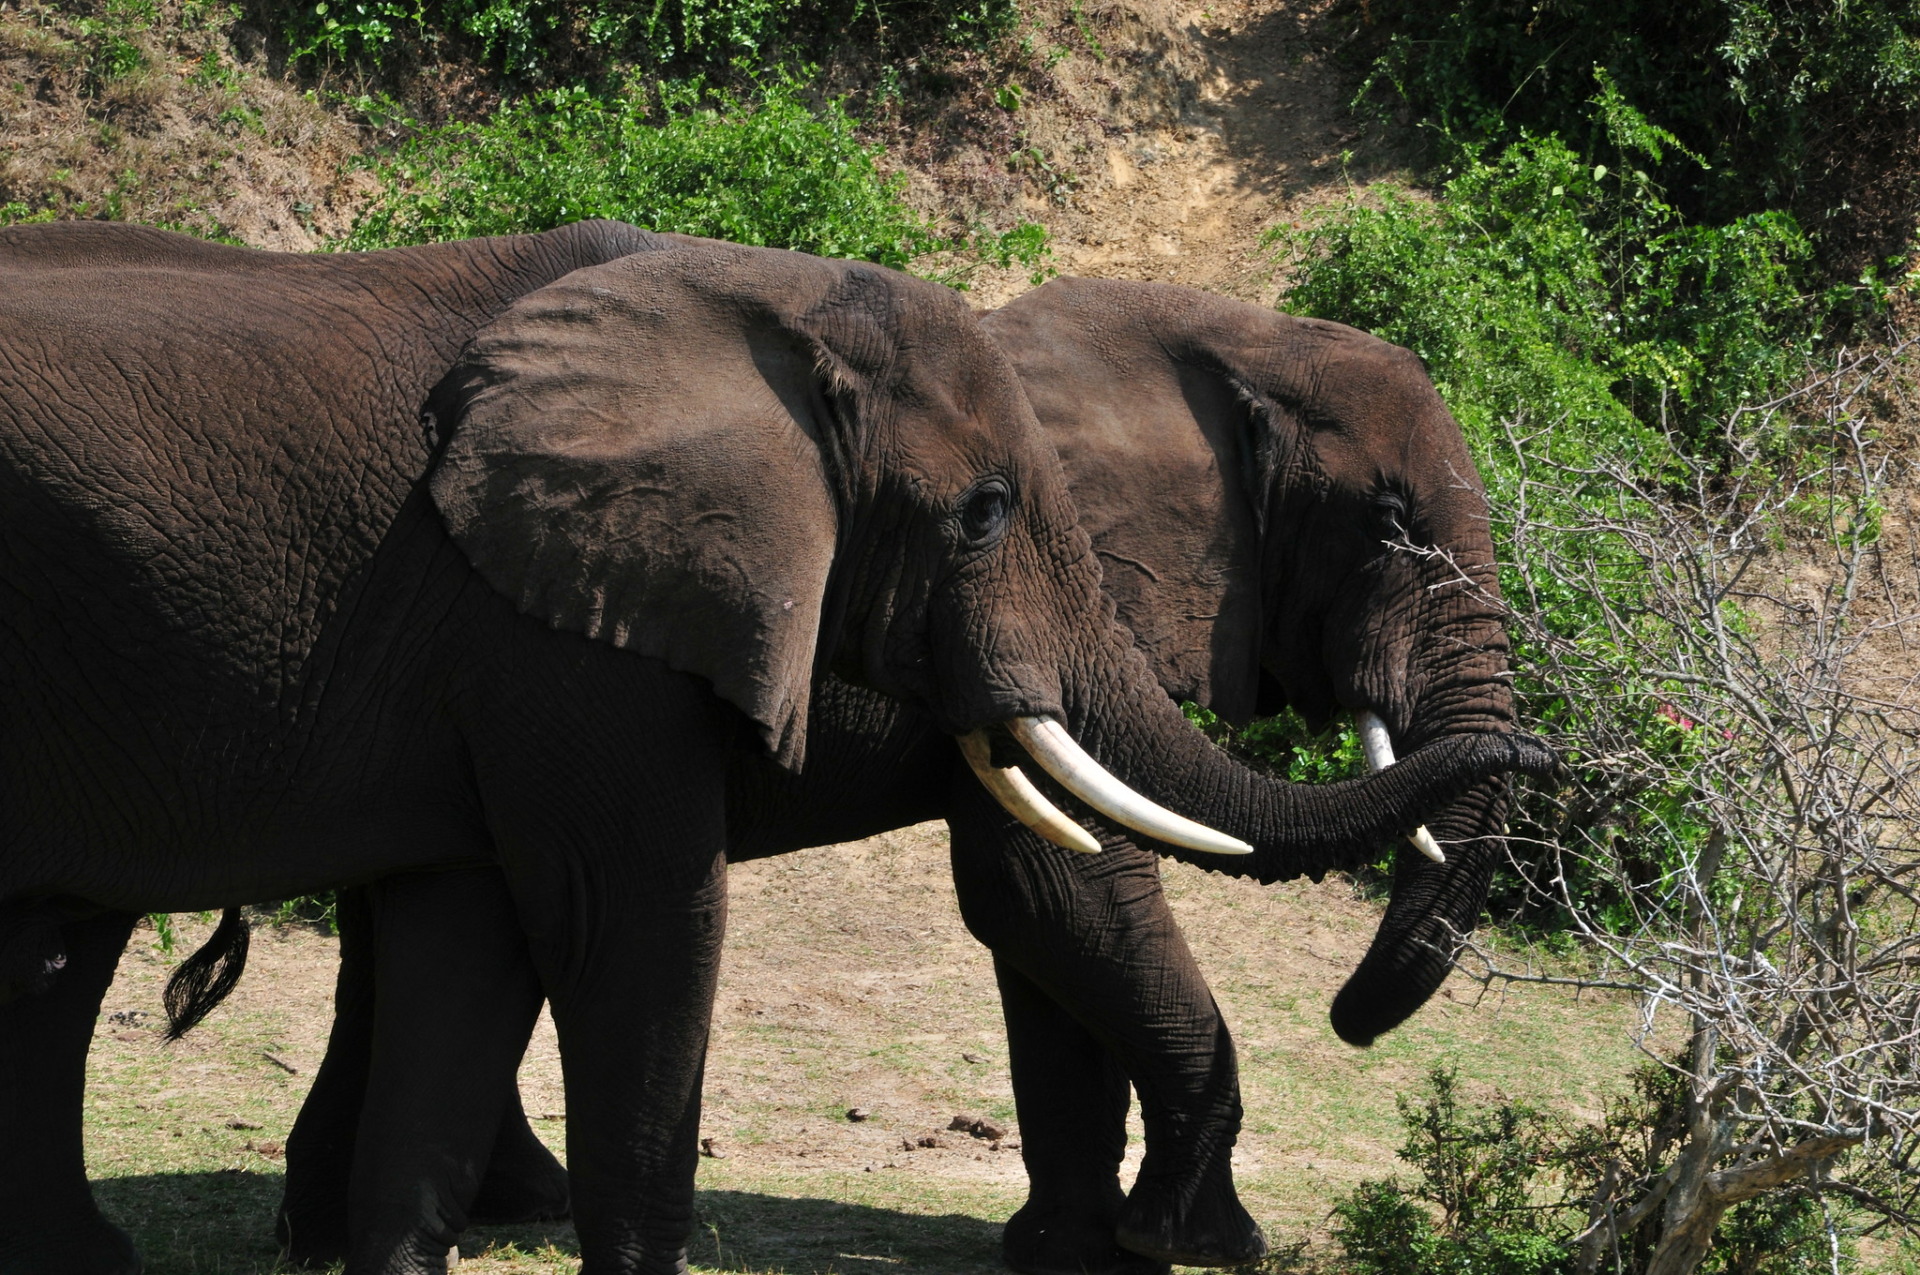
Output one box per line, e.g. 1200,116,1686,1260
1354,710,1446,863
1007,717,1253,856
958,732,1102,854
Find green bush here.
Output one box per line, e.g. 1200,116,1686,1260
345,76,936,263
1346,0,1920,282
1267,80,1874,931
1329,1066,1844,1275
1184,703,1366,786
344,74,1049,280
1275,76,1834,458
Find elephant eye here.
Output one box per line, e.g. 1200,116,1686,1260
956,477,1014,549
1372,490,1411,542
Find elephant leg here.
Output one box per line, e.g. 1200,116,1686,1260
280,880,567,1269
995,959,1170,1275
343,866,548,1275
0,908,141,1275
527,840,728,1275
947,770,1265,1269
279,886,375,1266
467,1075,571,1226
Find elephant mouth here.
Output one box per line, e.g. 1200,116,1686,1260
1353,710,1447,864
956,717,1253,857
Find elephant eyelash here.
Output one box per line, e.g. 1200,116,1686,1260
1372,491,1412,540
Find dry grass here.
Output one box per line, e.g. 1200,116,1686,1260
85,824,1645,1274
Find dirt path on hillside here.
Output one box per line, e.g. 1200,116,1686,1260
942,0,1406,308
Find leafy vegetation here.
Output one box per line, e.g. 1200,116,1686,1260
1267,65,1908,935
1345,0,1920,283
340,72,1050,280
1326,1066,1844,1275
344,75,939,261
1276,75,1855,457
275,0,1016,76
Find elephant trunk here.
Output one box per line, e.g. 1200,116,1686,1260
1041,617,1549,879
1328,776,1510,1046
1330,597,1530,1046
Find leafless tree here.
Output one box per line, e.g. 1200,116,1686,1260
1443,337,1920,1274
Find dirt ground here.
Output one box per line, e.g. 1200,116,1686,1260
904,0,1409,308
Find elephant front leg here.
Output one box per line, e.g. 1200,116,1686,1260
0,907,141,1275
344,866,549,1275
947,773,1266,1270
530,845,729,1275
994,959,1171,1275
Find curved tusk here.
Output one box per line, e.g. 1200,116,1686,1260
958,732,1102,854
1007,717,1253,856
1354,710,1446,864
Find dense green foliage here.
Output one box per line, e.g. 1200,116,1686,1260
344,76,938,262
341,74,1048,278
1348,0,1920,281
1270,73,1893,932
277,0,1014,74
1277,76,1843,455
1330,1067,1840,1275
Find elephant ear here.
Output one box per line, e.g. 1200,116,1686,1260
429,246,887,770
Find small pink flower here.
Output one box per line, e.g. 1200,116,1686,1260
1656,701,1697,730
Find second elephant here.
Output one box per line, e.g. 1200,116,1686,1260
283,275,1550,1274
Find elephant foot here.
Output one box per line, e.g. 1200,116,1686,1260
1114,1156,1266,1269
0,1213,143,1275
468,1126,570,1225
275,1204,349,1269
1003,1189,1171,1275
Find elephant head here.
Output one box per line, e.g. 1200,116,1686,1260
427,240,1263,860
984,277,1536,1047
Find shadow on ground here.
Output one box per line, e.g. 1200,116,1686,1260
478,1189,1005,1273
93,1174,1004,1274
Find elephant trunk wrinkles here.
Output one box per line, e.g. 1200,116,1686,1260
1328,776,1509,1046
1330,604,1526,1046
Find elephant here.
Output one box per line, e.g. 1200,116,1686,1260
274,276,1552,1274
0,225,1549,1275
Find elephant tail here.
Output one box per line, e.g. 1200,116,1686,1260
163,907,250,1039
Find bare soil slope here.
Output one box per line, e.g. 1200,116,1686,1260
888,0,1407,307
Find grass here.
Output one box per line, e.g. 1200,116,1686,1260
87,826,1647,1273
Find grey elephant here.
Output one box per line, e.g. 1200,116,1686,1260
277,276,1552,1274
0,226,1545,1275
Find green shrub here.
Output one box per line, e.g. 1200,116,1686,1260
1184,703,1365,786
344,74,1049,279
1275,76,1833,458
1346,0,1920,283
345,76,936,262
1266,80,1878,931
1329,1066,1845,1275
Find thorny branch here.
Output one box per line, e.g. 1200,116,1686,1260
1440,338,1920,1269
